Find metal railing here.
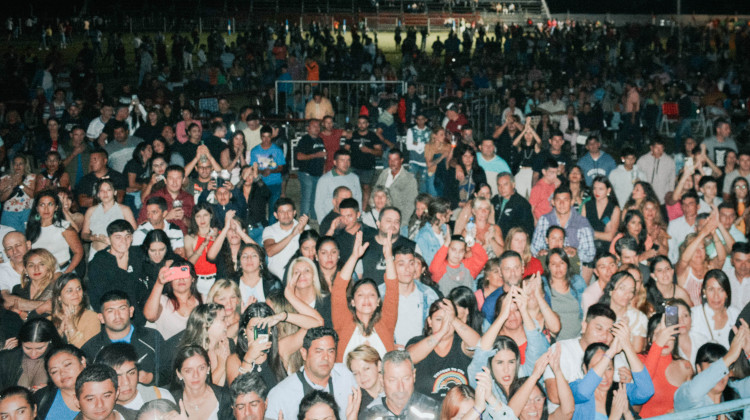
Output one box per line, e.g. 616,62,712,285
650,397,750,420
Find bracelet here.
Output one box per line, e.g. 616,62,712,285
472,406,483,417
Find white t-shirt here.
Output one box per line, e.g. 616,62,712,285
0,261,21,291
132,221,185,250
343,326,388,363
239,280,266,305
262,220,308,279
394,289,425,346
121,385,175,411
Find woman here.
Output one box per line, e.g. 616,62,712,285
429,231,488,296
424,126,453,197
346,345,382,414
622,181,660,216
26,191,83,274
475,258,502,317
673,327,749,415
0,386,37,420
674,136,699,175
143,261,202,340
123,142,153,211
582,176,620,254
50,273,99,348
152,136,183,167
34,151,70,195
178,304,231,386
726,177,750,236
316,236,341,291
35,344,86,419
361,187,391,229
5,249,57,320
171,345,232,420
207,211,256,282
459,197,503,259
690,269,739,350
511,117,542,197
406,299,480,401
298,389,359,420
504,227,542,278
676,219,726,306
566,166,589,212
284,231,321,281
507,347,575,420
227,293,323,386
81,179,137,256
0,318,62,391
536,113,553,146
559,105,580,158
609,210,660,262
637,314,693,417
223,131,247,184
0,155,37,231
642,197,670,256
570,327,654,420
234,243,282,307
415,197,451,266
624,264,654,317
521,274,561,341
34,118,66,163
647,256,693,309
207,280,241,343
287,256,332,328
406,193,432,240
543,248,586,340
332,231,398,362
597,271,648,353
134,109,164,142
184,202,219,298
139,229,187,291
140,153,169,203
442,145,487,210
448,287,484,334
57,188,83,233
439,385,475,420
453,183,494,235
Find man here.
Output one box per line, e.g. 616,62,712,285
204,121,229,164
138,165,195,234
529,159,561,220
101,106,133,146
183,145,223,203
531,186,596,266
374,150,418,227
724,151,750,199
360,350,440,419
443,102,468,138
304,90,334,120
318,187,352,237
104,121,143,173
174,108,201,145
265,327,357,420
698,176,723,213
345,116,382,208
614,236,651,282
82,291,167,386
609,147,646,206
477,138,511,196
319,116,344,173
538,91,566,124
88,221,149,327
492,172,534,236
577,136,617,186
533,130,571,183
74,364,135,420
132,196,185,256
250,125,286,222
362,207,416,285
491,114,523,155
315,150,362,226
667,190,700,263
331,198,376,265
537,225,581,276
403,83,423,126
241,114,262,153
637,138,676,205
727,243,750,313
703,118,737,168
61,102,87,135
94,343,174,410
542,304,616,405
63,126,93,187
86,103,114,144
621,81,641,145
230,372,268,420
500,96,524,125
477,250,526,323
234,106,253,133
375,100,399,157
405,112,431,193
379,246,439,347
717,203,746,244
581,252,618,313
296,119,326,220
0,232,30,291
213,97,235,125
75,149,128,210
263,198,310,279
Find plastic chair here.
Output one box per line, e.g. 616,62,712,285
659,102,679,137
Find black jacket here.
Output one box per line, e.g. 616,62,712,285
0,348,23,390
33,385,58,420
81,326,167,386
172,383,233,420
87,246,149,327
492,192,535,237
441,166,487,209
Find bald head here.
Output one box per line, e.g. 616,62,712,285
3,232,30,265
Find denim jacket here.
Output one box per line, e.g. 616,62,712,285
415,223,445,266
674,359,750,419
542,274,587,321
378,280,439,323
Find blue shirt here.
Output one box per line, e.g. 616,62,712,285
111,325,135,343
46,390,78,420
477,154,512,175
674,359,750,419
577,151,617,186
250,144,286,185
571,367,654,420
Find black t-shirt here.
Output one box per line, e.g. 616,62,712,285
407,333,471,401
361,234,416,285
123,158,149,184
75,169,128,201
533,150,571,174
347,130,381,170
334,225,378,264
174,141,199,167
296,134,326,176
205,136,228,163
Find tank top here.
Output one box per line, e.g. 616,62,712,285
584,199,615,233
638,352,679,417
413,334,471,401
34,221,72,267
90,203,125,237
193,236,217,276
684,267,703,306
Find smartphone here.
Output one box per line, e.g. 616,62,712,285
665,305,679,328
254,325,270,353
164,266,191,282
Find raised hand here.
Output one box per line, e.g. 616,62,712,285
352,231,370,260
653,316,679,348
382,231,393,260
295,215,310,235
345,387,362,420
224,210,236,228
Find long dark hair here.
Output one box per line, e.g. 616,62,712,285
591,176,619,208
237,303,286,381
171,345,211,391
141,229,176,260
727,177,750,214
488,336,522,399
618,210,648,251
598,271,636,306
19,318,63,352
624,181,660,210
455,144,479,173
162,262,202,311
646,256,677,311
423,300,456,336
543,248,571,285
694,342,742,419
188,202,218,235
347,278,382,336
26,190,65,244
236,243,278,286
448,286,483,333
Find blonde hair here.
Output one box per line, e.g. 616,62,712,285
504,227,532,264
286,257,324,299
207,279,241,316
265,293,304,373
22,248,57,294
345,344,382,371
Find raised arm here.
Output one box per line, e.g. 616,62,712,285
263,215,309,258
143,263,173,322
207,211,235,261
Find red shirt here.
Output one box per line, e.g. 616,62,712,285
320,128,344,173
445,114,469,136
138,188,195,234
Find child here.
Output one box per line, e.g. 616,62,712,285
429,228,488,296
608,147,647,206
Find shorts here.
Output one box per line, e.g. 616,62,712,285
353,168,376,185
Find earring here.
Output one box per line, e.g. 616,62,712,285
34,214,40,221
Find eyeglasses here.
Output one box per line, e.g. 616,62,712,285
735,185,748,190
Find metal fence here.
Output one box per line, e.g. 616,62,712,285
651,397,750,420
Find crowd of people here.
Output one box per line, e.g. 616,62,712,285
2,12,750,420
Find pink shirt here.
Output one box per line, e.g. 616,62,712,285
529,179,556,219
